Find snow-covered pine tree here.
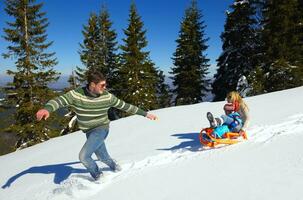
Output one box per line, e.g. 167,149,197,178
2,0,61,149
118,3,158,111
170,0,210,105
236,75,251,97
260,0,303,92
212,0,259,101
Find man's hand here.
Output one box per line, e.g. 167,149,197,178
146,113,158,121
36,109,50,121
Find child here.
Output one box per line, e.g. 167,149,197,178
207,91,250,138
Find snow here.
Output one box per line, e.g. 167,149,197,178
234,0,249,6
1,86,303,200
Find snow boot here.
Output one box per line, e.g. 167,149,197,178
104,159,122,172
92,170,103,181
206,112,222,128
109,160,122,172
207,112,217,128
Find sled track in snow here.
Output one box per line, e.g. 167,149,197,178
249,114,303,143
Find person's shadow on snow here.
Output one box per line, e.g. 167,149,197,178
2,161,88,189
158,132,202,152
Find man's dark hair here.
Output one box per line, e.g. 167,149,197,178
87,70,106,84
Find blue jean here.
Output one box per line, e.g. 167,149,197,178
79,127,114,178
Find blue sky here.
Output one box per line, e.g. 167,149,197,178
0,0,234,79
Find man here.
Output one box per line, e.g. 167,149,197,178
36,71,158,180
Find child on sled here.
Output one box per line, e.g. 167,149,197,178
207,91,250,138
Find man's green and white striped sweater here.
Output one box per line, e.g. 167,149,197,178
44,87,147,131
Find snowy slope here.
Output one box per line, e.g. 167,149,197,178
1,87,303,200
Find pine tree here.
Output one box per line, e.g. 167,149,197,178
260,0,303,92
76,13,99,82
2,0,61,149
170,0,210,105
156,70,172,108
76,6,119,90
118,3,158,110
299,0,303,59
97,7,120,120
246,0,267,95
59,70,80,136
247,65,266,95
97,5,119,92
67,70,79,90
212,0,259,101
75,65,86,84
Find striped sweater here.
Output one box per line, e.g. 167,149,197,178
44,87,147,131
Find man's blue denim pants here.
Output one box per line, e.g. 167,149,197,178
79,126,113,178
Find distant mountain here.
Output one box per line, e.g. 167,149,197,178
0,75,12,87
0,74,70,89
48,75,70,89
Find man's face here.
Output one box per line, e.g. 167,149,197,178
90,80,107,94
